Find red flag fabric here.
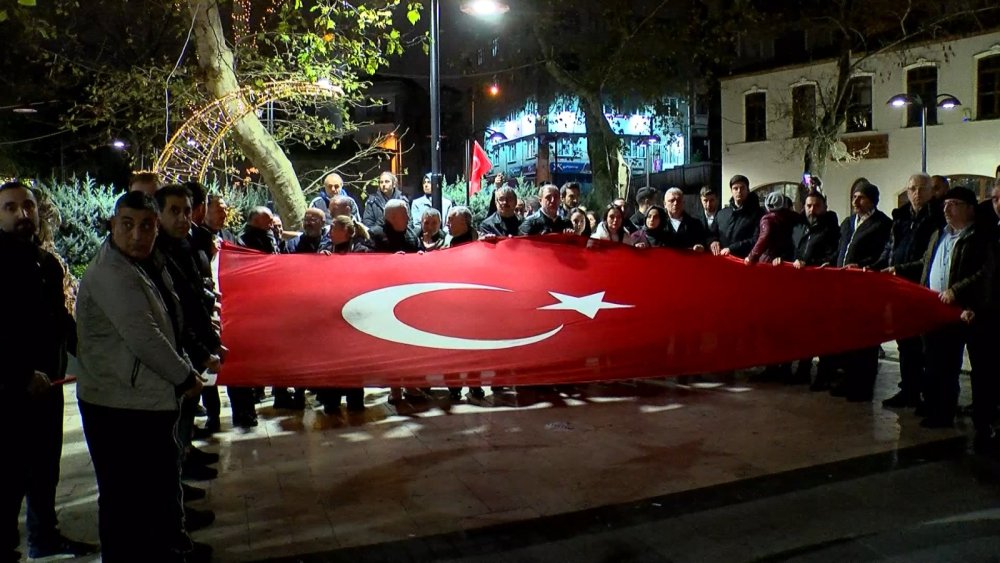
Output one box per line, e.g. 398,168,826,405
470,141,492,196
217,236,959,388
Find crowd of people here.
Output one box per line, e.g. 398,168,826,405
4,162,1000,561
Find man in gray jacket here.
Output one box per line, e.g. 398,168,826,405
76,191,209,563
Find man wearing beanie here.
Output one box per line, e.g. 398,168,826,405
833,180,891,402
895,186,993,439
712,174,763,257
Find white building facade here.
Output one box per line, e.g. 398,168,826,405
721,30,1000,216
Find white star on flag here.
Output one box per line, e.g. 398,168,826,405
537,291,634,319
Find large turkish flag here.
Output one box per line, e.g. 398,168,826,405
216,236,959,387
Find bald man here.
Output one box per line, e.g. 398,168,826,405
310,173,360,222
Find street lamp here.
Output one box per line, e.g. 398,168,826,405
886,93,962,173
429,0,509,212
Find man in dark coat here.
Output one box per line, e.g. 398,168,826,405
882,173,944,409
833,181,892,402
1,182,97,561
370,199,420,253
363,171,409,228
519,184,573,235
896,187,993,430
478,186,523,237
154,186,224,488
789,190,841,387
661,187,707,251
284,209,332,255
699,186,721,243
713,174,763,258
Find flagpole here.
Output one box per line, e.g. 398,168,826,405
429,0,443,213
465,138,471,205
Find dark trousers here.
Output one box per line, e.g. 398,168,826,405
200,385,220,422
896,336,926,401
922,325,967,422
316,388,364,409
4,387,64,554
968,314,1000,433
843,347,880,399
227,386,256,419
79,400,190,563
177,396,199,455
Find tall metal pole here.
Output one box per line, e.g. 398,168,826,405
645,143,650,188
920,104,927,173
429,0,443,212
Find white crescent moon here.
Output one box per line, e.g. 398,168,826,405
341,283,563,350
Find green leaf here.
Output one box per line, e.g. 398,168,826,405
0,10,7,22
407,8,420,25
18,0,36,6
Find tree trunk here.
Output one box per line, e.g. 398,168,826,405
579,93,620,205
187,0,306,228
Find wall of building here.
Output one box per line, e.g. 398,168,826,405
720,30,1000,216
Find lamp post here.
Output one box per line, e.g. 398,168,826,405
641,134,660,188
429,1,509,213
886,93,962,173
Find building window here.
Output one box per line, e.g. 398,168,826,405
792,84,816,137
845,76,873,133
491,37,499,58
745,92,767,142
906,66,937,127
977,54,1000,120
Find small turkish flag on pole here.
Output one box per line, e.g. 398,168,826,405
470,141,492,196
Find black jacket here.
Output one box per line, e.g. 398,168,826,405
897,225,994,310
976,199,1000,237
0,233,75,396
792,212,841,266
884,201,944,281
663,213,708,250
699,212,721,244
519,211,571,235
478,212,523,237
715,193,764,258
285,232,332,254
239,225,280,254
362,189,409,229
155,234,220,371
837,210,892,269
370,223,419,253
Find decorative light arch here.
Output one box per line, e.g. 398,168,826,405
154,80,342,182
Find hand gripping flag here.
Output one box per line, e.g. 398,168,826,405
216,236,960,388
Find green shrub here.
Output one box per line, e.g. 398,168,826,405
442,176,536,227
36,176,119,276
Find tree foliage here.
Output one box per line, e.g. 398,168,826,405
758,0,1000,177
0,0,422,204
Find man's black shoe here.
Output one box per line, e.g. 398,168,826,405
182,462,218,481
882,392,917,408
184,507,216,532
470,387,486,400
233,414,258,428
182,482,207,501
28,534,99,558
194,404,208,417
829,384,848,397
273,395,305,410
914,402,931,417
187,446,219,465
